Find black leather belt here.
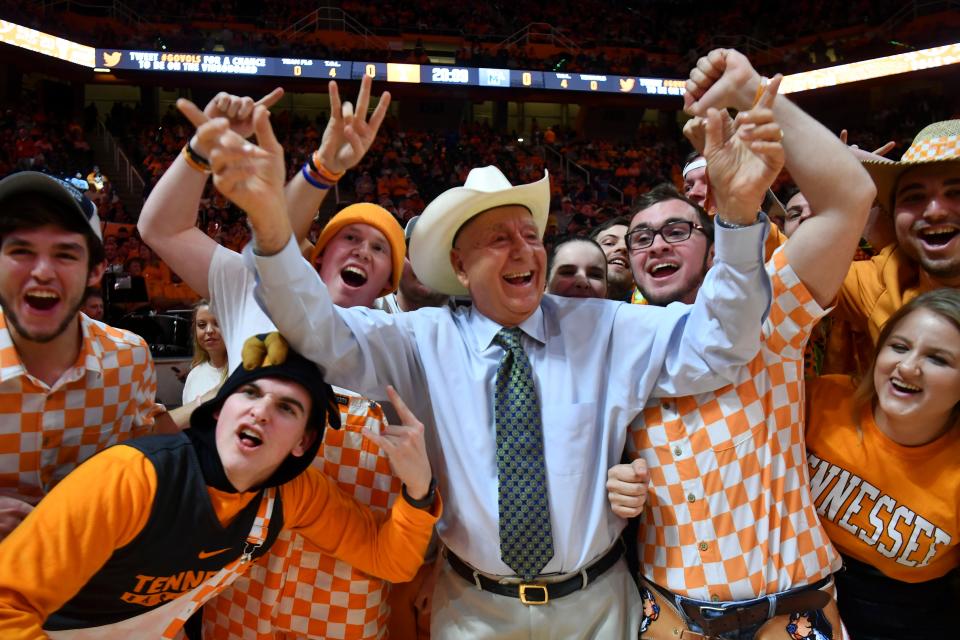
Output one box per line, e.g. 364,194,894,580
650,576,832,636
446,541,624,605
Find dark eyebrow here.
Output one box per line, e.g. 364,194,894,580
897,177,960,196
4,239,85,253
631,217,690,231
278,396,307,414
243,381,307,414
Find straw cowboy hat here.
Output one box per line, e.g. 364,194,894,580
862,119,960,213
409,166,550,295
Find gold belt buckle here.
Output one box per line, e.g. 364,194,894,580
519,583,549,605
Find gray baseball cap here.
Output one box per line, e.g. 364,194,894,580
0,171,102,242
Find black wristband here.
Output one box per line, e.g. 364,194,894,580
402,477,437,510
307,150,321,174
184,141,211,168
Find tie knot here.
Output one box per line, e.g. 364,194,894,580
494,327,524,351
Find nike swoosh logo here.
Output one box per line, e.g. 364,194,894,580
198,548,231,560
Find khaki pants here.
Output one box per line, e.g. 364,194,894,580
431,557,641,639
637,576,847,640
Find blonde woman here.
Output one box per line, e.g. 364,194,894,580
182,300,227,405
805,288,960,639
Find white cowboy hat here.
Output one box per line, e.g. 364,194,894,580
862,119,960,213
409,166,550,295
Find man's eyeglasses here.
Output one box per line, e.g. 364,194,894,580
625,221,705,252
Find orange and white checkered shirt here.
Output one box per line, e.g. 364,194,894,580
204,388,402,639
0,312,160,501
627,247,841,602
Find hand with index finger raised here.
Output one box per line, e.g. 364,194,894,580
208,105,287,237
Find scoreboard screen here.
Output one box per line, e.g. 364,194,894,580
94,47,690,95
4,19,959,97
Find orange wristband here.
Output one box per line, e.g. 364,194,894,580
181,143,211,174
308,150,345,182
752,76,769,107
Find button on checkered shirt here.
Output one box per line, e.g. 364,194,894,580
494,327,553,581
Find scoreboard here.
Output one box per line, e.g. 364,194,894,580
93,48,688,96
4,19,960,98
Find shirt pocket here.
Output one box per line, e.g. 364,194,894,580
540,401,597,477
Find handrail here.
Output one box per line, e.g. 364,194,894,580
95,119,145,201
880,0,960,33
540,143,623,204
41,0,140,27
280,6,387,50
499,23,581,54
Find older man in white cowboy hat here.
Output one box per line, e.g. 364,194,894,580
206,101,781,638
836,119,960,346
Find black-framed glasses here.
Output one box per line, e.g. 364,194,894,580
625,221,705,252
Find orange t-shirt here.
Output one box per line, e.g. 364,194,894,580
835,243,942,345
805,375,960,583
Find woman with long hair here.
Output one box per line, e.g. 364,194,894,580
182,300,227,405
805,288,960,639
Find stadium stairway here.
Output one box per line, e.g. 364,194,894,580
88,120,147,216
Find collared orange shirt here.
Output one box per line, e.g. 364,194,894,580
836,243,939,346
205,388,403,640
627,247,840,601
0,312,160,500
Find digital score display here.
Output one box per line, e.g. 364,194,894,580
2,16,952,97
93,48,688,95
424,65,472,85
278,58,350,79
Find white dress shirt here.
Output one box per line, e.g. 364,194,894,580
246,221,771,576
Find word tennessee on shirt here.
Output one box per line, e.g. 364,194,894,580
121,571,220,607
807,453,951,569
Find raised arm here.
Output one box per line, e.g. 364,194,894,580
206,106,421,400
287,74,391,242
686,48,877,306
640,75,783,397
137,88,284,297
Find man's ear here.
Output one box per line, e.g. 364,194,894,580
705,245,716,270
87,260,107,288
291,428,318,458
450,248,470,290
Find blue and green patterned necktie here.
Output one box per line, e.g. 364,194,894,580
493,327,554,581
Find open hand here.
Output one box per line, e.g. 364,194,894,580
606,460,650,519
363,386,432,500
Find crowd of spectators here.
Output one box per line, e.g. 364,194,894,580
5,66,954,320
4,0,948,78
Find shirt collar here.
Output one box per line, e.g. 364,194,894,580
0,312,104,385
467,303,546,351
78,314,105,376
